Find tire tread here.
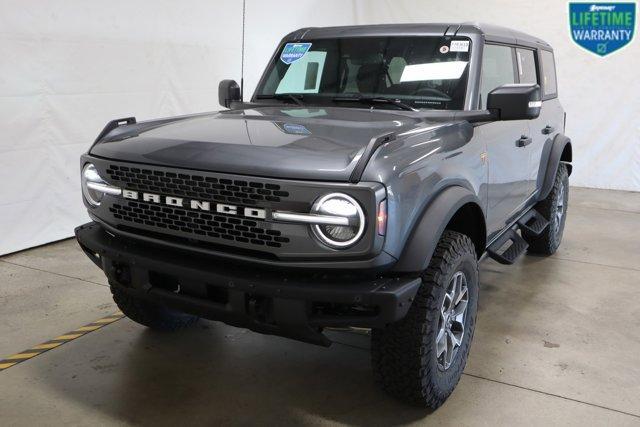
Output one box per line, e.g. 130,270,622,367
372,230,478,408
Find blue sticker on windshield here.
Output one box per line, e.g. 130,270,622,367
280,43,312,64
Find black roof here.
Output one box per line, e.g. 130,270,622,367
285,22,552,50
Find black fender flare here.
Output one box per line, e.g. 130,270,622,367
393,186,485,273
538,134,572,201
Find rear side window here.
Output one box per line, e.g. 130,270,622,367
540,50,557,98
516,48,537,84
480,44,516,109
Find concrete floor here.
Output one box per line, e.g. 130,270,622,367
1,187,639,426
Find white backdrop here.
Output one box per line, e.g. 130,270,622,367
0,0,638,255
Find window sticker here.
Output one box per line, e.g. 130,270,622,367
450,40,470,52
280,43,312,64
439,45,450,54
400,61,468,82
276,51,326,94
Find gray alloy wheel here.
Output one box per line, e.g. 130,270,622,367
436,271,469,370
553,181,565,235
371,230,479,408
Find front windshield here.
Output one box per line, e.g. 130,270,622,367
255,36,471,110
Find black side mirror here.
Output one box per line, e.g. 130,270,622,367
218,79,241,108
487,83,541,120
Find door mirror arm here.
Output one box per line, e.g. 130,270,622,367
456,110,500,124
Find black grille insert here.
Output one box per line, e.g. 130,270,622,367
109,201,290,248
105,165,290,206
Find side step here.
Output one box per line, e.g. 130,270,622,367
487,208,548,265
487,228,529,265
517,209,549,236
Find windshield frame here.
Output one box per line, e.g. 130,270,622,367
251,35,479,111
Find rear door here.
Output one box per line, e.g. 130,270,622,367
480,44,532,237
526,49,563,196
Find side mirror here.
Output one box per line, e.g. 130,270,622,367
487,83,541,120
218,79,241,108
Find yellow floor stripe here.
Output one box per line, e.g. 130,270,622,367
0,312,125,372
93,317,121,324
31,342,63,350
75,325,103,332
54,333,84,340
6,352,40,360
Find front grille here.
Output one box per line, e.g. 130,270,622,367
105,165,290,206
110,200,290,248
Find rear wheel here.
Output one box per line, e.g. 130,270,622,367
111,284,199,331
371,230,479,408
524,163,569,255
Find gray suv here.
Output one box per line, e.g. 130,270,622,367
76,23,572,408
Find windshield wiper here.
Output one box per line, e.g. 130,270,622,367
256,93,305,107
332,96,417,111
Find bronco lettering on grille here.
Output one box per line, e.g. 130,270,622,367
122,189,267,219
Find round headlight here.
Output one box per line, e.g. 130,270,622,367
311,193,365,249
81,163,107,206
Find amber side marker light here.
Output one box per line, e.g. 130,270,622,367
377,200,387,236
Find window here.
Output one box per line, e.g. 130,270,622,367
540,50,557,97
516,48,537,84
256,37,472,110
479,45,515,109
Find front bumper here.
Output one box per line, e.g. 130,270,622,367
76,222,421,346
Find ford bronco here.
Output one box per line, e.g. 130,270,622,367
76,23,572,408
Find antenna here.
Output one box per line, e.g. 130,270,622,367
240,0,246,101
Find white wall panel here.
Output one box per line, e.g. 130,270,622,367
0,0,244,254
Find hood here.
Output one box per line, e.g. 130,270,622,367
90,106,450,182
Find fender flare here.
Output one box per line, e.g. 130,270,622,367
393,186,485,273
538,134,572,201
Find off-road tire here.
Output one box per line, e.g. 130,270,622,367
111,284,199,331
524,163,569,255
371,230,479,408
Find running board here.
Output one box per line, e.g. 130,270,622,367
517,209,549,236
487,228,529,265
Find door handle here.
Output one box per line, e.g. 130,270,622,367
542,125,555,135
516,135,532,147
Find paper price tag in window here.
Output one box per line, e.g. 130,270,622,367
450,40,470,52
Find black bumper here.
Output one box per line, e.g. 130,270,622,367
75,222,421,346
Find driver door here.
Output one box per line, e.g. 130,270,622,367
480,44,532,238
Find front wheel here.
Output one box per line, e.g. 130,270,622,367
371,230,479,408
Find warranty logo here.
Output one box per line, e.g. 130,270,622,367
569,2,636,56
